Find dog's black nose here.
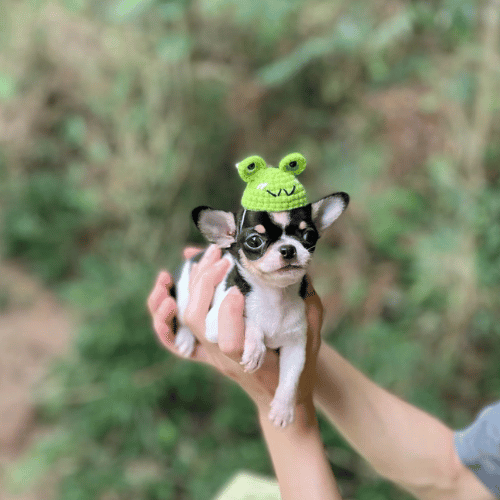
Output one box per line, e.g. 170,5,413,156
279,245,296,260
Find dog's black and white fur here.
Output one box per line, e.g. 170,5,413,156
174,192,349,427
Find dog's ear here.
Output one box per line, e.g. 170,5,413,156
311,192,349,235
192,206,237,248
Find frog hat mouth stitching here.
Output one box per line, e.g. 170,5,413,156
264,185,296,197
237,153,308,212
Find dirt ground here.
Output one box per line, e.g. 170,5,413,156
0,262,73,500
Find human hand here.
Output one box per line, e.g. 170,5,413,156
147,245,323,411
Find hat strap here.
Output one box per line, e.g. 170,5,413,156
239,208,247,236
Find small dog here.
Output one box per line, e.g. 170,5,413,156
173,153,349,427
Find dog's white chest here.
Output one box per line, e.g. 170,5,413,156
245,286,306,349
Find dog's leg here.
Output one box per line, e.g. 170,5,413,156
204,282,233,343
269,339,306,427
204,306,219,343
174,261,197,357
240,322,266,373
175,326,196,357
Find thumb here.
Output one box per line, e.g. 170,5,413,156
183,246,204,259
217,287,245,361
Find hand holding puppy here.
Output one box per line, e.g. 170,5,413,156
147,245,323,413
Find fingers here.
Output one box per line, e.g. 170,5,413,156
303,274,323,326
302,274,317,299
303,274,323,356
189,244,223,283
218,287,245,361
184,245,230,331
152,295,177,349
305,290,323,331
148,270,179,353
147,271,173,314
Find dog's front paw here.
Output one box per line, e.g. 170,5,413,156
240,341,266,373
268,398,295,428
175,326,196,358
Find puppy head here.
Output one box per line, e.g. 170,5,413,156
192,192,349,287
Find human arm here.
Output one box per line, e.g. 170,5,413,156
257,401,341,500
253,275,341,500
314,343,496,500
148,245,343,500
148,246,495,500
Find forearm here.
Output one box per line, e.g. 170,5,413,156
257,401,343,500
314,343,458,500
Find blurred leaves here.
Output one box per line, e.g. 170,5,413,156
258,7,417,87
0,71,17,100
157,34,192,62
258,16,370,87
200,0,299,29
366,9,414,53
107,0,156,22
62,115,87,148
368,187,423,257
2,171,102,282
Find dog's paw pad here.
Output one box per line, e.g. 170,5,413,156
240,342,266,373
268,399,295,428
175,327,196,358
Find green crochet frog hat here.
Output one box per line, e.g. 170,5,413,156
237,153,308,212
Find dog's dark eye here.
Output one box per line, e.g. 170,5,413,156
245,234,265,250
302,229,317,246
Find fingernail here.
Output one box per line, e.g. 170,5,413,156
206,244,218,257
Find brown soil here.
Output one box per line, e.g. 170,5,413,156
0,262,74,500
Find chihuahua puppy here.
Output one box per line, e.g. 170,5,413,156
173,154,349,427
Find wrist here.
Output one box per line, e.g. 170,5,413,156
257,399,342,500
257,398,317,430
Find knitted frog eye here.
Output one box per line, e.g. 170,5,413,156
278,152,306,175
237,155,267,182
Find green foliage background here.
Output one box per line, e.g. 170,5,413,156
1,0,500,498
